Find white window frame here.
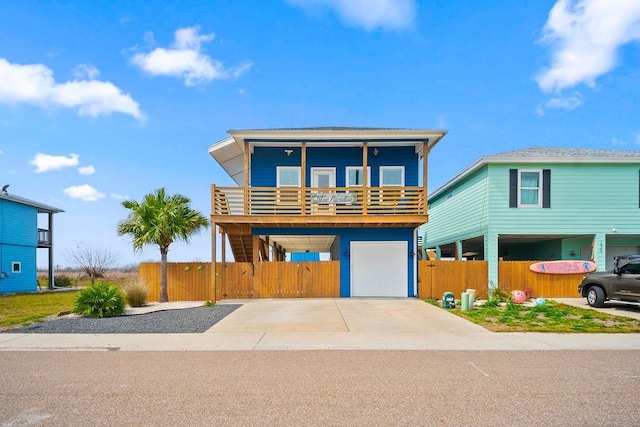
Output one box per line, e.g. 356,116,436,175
276,166,301,188
345,166,371,188
12,262,21,273
518,169,542,208
379,166,405,187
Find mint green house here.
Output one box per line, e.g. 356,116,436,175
422,147,640,287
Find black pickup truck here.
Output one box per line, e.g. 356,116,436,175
578,255,640,307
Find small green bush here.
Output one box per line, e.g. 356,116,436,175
72,282,125,318
121,280,148,307
54,275,74,287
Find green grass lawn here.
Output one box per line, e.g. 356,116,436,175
427,299,640,333
0,291,79,329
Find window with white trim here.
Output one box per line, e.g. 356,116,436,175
380,166,405,187
276,166,301,187
345,166,371,187
12,262,21,273
518,169,542,207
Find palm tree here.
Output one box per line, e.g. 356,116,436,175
117,188,209,302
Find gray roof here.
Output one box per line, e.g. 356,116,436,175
488,146,640,159
0,192,64,214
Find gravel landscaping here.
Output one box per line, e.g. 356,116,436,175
2,304,242,334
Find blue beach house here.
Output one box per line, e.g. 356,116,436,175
0,188,64,294
208,128,446,298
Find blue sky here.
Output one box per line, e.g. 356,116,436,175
1,0,639,267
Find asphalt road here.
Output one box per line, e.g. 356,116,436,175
1,350,638,426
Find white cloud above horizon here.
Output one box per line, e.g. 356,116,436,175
78,165,96,175
131,26,253,86
0,58,145,121
63,184,105,202
111,192,129,200
30,153,79,173
286,0,416,31
536,0,640,93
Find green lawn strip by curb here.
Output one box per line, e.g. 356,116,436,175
427,299,640,333
0,291,80,329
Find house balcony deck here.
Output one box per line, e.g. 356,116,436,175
37,228,52,248
211,186,427,229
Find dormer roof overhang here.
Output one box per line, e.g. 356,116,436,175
208,127,447,186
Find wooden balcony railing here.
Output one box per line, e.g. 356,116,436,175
213,186,426,216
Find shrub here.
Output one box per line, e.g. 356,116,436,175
72,282,126,318
54,275,74,288
121,280,148,307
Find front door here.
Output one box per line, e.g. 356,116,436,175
311,168,336,189
311,168,336,213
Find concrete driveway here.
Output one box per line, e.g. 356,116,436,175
212,298,479,334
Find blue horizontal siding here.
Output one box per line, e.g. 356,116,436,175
0,244,37,293
1,199,39,294
252,146,419,187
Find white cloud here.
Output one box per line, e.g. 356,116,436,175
63,184,105,202
30,153,79,173
536,0,640,92
546,93,583,110
78,165,96,175
111,193,128,200
0,58,145,121
287,0,416,31
0,149,3,155
131,26,253,86
72,64,100,80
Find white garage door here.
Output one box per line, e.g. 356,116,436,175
351,241,408,297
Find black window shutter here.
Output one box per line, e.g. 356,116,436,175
509,169,518,208
542,169,551,208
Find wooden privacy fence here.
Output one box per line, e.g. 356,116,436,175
139,262,213,302
139,260,584,302
498,261,584,298
418,260,585,299
139,261,340,302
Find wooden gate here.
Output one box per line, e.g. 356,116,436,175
418,260,489,299
217,261,340,299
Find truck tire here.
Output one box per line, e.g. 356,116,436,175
586,287,605,308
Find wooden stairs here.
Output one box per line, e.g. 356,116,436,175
227,234,270,263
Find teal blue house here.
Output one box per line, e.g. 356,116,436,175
0,188,64,294
422,147,640,287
